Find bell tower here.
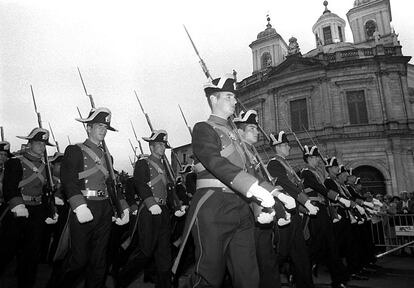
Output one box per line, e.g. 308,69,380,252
249,15,288,74
347,0,393,46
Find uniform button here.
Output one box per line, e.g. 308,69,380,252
84,165,87,168
85,180,88,183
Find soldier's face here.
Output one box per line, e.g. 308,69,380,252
307,156,319,166
277,143,290,157
243,124,258,144
150,142,166,158
211,92,237,117
88,123,108,143
29,141,46,156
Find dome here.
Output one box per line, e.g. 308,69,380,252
257,15,279,40
314,1,345,27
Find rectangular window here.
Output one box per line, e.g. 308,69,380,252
346,90,368,124
323,26,333,45
338,26,343,42
290,98,308,132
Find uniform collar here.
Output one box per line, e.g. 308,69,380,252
208,114,230,126
149,154,163,165
24,151,43,162
84,139,101,150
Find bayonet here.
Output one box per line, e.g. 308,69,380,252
48,122,60,153
178,104,192,136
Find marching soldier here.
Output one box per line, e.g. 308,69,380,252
181,73,294,288
0,128,58,288
300,146,348,288
234,110,290,288
117,130,185,288
57,107,129,288
267,131,317,288
0,141,13,214
324,159,367,281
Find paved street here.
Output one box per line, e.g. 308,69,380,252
1,254,413,287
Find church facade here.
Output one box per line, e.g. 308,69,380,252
173,0,414,196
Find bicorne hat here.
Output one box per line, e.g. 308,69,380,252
179,164,193,174
0,141,13,157
48,152,64,163
324,156,339,168
203,73,236,97
142,130,171,148
16,128,54,146
303,145,320,157
234,110,258,125
269,131,289,146
76,107,117,132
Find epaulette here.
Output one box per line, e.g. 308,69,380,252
138,154,149,161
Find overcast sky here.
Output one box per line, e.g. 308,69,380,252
1,0,413,174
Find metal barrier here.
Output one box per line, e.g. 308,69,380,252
370,213,414,256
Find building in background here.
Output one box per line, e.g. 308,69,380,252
173,0,414,195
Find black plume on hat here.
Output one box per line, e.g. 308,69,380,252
269,131,289,146
142,130,171,148
234,110,258,125
76,107,117,132
203,73,236,97
0,141,13,157
16,128,54,146
325,157,338,167
303,145,320,157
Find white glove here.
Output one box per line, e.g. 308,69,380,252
304,200,319,215
372,198,383,207
11,204,29,218
148,204,162,215
246,182,275,208
355,204,366,215
277,193,296,210
257,210,275,224
363,201,374,209
174,206,187,217
338,197,351,208
115,208,130,225
45,213,59,224
54,196,65,206
333,214,342,223
277,212,291,226
74,204,93,223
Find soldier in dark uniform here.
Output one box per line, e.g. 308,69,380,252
300,146,348,288
234,110,292,288
324,159,367,281
117,130,186,288
0,128,58,288
182,73,294,288
0,141,13,222
266,131,317,288
57,107,129,288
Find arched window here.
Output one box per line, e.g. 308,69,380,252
365,20,377,39
353,165,386,195
261,52,272,69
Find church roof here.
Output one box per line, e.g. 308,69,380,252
256,15,280,40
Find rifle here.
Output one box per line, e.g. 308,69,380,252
76,107,88,134
178,104,192,137
302,125,328,164
130,120,144,154
128,138,138,159
135,92,179,183
67,136,71,145
30,85,56,219
280,115,304,152
128,156,134,168
48,122,60,153
0,126,4,141
77,68,124,218
183,25,213,81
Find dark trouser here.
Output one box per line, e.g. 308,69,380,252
58,199,113,288
255,224,280,288
117,205,171,288
188,189,259,288
0,205,46,288
276,210,314,288
333,209,360,275
308,204,347,286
